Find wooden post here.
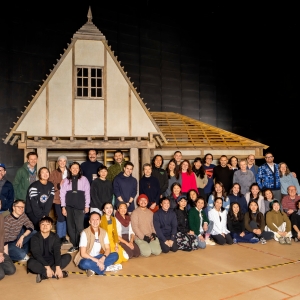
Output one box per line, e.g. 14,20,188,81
130,148,139,208
141,148,151,170
37,148,48,170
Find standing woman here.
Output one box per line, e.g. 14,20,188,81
207,181,230,212
151,155,168,199
60,162,90,253
245,183,265,215
49,155,69,244
168,182,183,209
208,197,233,245
26,167,55,230
175,196,198,251
203,153,216,201
228,183,248,214
165,159,181,197
227,202,259,243
100,202,128,265
244,200,273,244
179,160,198,194
278,162,300,197
115,203,140,259
233,159,256,195
228,156,239,172
192,157,208,199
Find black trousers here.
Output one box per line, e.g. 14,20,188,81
159,239,178,253
0,254,16,280
27,254,71,275
211,233,233,245
66,206,84,247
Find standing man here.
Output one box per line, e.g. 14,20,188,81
13,152,38,201
213,155,234,194
173,151,182,172
0,163,14,216
27,216,71,283
256,152,281,201
4,200,36,262
107,150,126,182
81,149,103,184
203,153,216,200
0,214,16,281
153,197,178,253
247,154,259,177
113,162,137,213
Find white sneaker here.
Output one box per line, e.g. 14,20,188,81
18,254,30,263
114,264,123,270
205,239,216,246
106,265,116,272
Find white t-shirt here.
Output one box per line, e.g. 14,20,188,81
79,231,109,257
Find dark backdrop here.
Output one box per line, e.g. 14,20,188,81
0,1,298,180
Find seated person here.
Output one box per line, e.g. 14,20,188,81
208,197,233,245
0,214,16,280
245,183,265,215
227,202,259,243
244,200,273,244
27,216,71,283
263,189,278,214
131,194,162,257
291,199,300,242
188,197,215,247
4,200,36,262
266,200,292,244
175,196,198,251
281,185,300,217
115,203,140,259
153,197,178,253
74,212,119,277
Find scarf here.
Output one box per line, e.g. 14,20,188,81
115,211,130,227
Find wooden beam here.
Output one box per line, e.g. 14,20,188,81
130,147,139,209
26,140,156,149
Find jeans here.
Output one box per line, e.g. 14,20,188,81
8,229,37,261
0,253,16,280
78,253,119,275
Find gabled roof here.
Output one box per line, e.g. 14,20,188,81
151,112,268,149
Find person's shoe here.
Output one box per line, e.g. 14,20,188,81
67,246,78,253
106,265,116,272
278,237,286,245
250,237,259,243
62,270,69,278
260,237,267,244
61,237,69,245
86,269,95,277
18,254,30,263
36,274,47,283
285,237,292,245
114,264,123,271
294,237,299,242
205,238,216,245
233,238,237,244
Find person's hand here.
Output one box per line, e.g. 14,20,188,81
287,209,294,215
240,232,245,237
297,232,300,239
203,223,208,231
16,236,24,248
164,240,171,247
282,232,287,237
151,233,157,240
292,172,297,178
277,231,284,237
0,253,4,263
188,230,194,235
45,266,54,278
62,207,67,217
97,260,105,271
221,233,225,237
198,235,205,241
168,240,174,247
128,241,135,250
55,267,63,278
84,207,89,213
150,203,156,210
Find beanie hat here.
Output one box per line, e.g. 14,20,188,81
137,194,149,205
177,195,187,203
270,199,280,210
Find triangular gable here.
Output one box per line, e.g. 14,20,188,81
151,112,268,148
4,8,166,145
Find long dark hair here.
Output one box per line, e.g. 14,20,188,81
212,181,227,198
229,183,243,197
228,202,244,222
249,183,261,199
192,157,205,179
166,158,179,180
152,154,164,169
187,189,199,208
247,200,262,225
214,197,225,212
67,162,82,181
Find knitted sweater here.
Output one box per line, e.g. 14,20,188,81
188,207,209,236
131,207,156,239
0,179,14,212
256,163,280,191
232,170,256,195
266,209,291,232
139,175,160,206
90,178,113,210
107,160,126,182
81,160,103,184
180,172,198,193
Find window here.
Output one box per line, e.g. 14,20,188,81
76,67,103,99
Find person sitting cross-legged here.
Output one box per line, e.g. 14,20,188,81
74,212,119,277
27,216,71,283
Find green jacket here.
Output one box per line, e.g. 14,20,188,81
13,163,37,200
188,207,209,236
107,160,126,182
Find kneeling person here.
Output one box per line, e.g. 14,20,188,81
154,197,178,253
27,217,71,283
74,212,118,277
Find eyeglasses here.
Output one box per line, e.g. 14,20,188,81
265,156,273,159
14,206,25,209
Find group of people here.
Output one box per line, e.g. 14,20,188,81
1,150,300,282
